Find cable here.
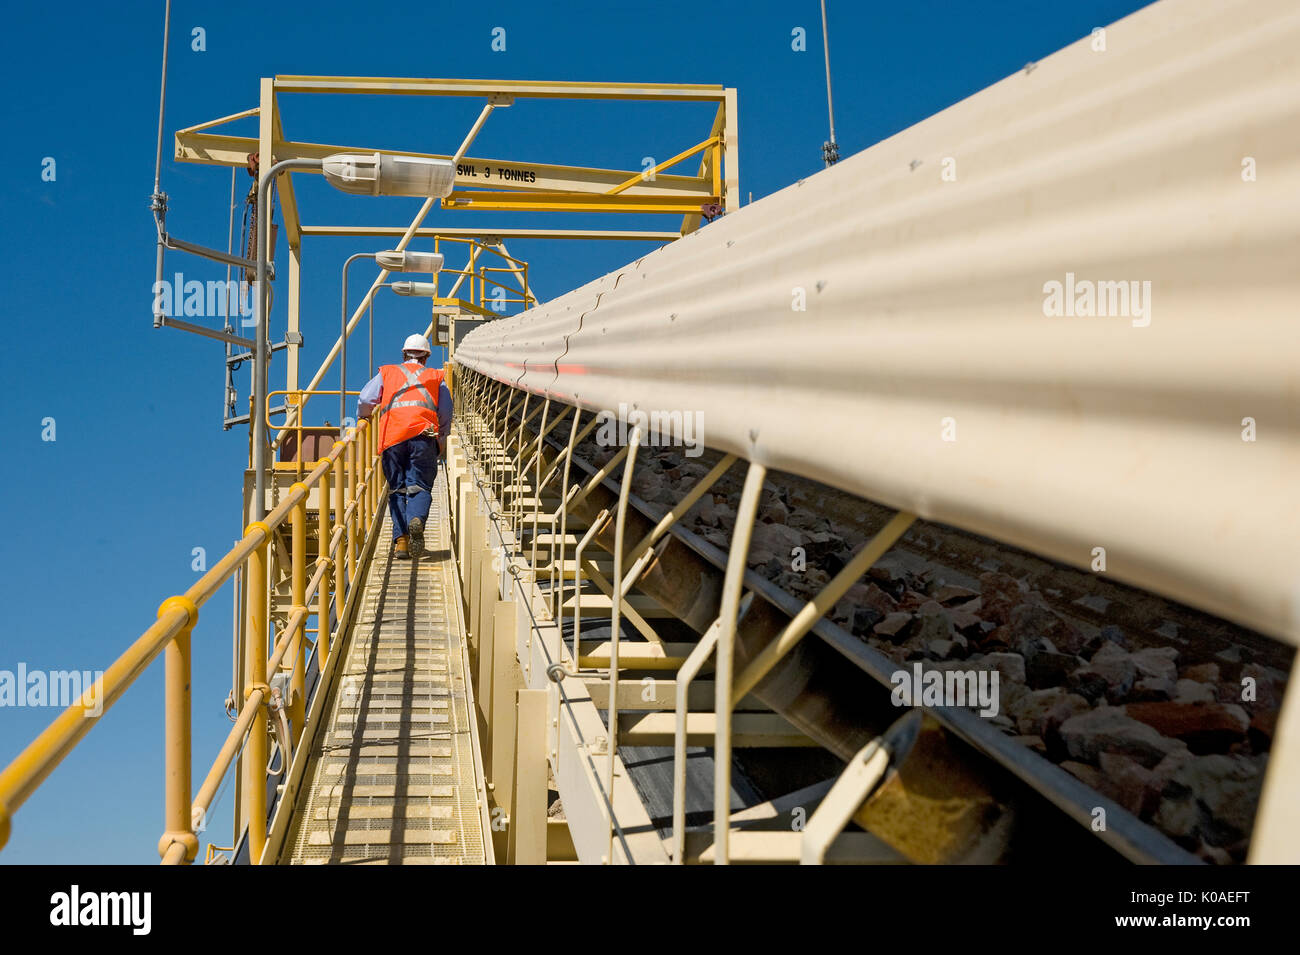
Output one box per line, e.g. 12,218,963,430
266,687,292,777
151,0,171,198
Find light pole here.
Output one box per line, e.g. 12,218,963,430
254,158,322,521
253,153,455,519
340,251,376,437
341,251,443,437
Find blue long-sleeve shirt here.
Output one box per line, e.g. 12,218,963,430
357,362,453,439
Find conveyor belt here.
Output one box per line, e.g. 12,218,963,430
285,473,490,864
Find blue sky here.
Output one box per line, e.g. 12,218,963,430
0,0,1153,863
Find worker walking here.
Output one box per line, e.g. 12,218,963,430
357,334,453,559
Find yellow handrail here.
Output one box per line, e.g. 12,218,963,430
0,413,387,864
266,388,362,476
432,235,534,311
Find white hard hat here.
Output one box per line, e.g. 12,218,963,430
402,333,431,355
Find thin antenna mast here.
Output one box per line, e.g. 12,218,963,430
820,0,840,166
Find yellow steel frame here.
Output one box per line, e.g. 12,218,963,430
0,75,735,864
266,389,360,474
604,136,720,196
175,76,737,237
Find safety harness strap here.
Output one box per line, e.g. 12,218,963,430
383,365,438,414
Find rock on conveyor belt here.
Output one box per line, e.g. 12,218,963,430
575,441,1294,865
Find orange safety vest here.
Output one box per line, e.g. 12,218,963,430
377,362,444,453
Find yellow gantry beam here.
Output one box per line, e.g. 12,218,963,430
271,75,727,100
267,88,302,251
175,130,717,201
174,75,735,225
298,226,682,241
442,192,715,213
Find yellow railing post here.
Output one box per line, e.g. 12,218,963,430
157,595,199,865
366,421,376,523
366,422,377,538
359,424,368,526
333,444,347,597
372,420,381,520
346,431,358,586
356,433,369,541
242,522,271,865
316,464,333,668
366,421,376,530
289,485,308,745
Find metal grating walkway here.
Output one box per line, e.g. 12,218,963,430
286,473,489,864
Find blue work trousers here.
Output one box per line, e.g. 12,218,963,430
382,434,440,540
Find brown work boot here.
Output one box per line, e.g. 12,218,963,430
408,517,424,558
393,535,410,560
